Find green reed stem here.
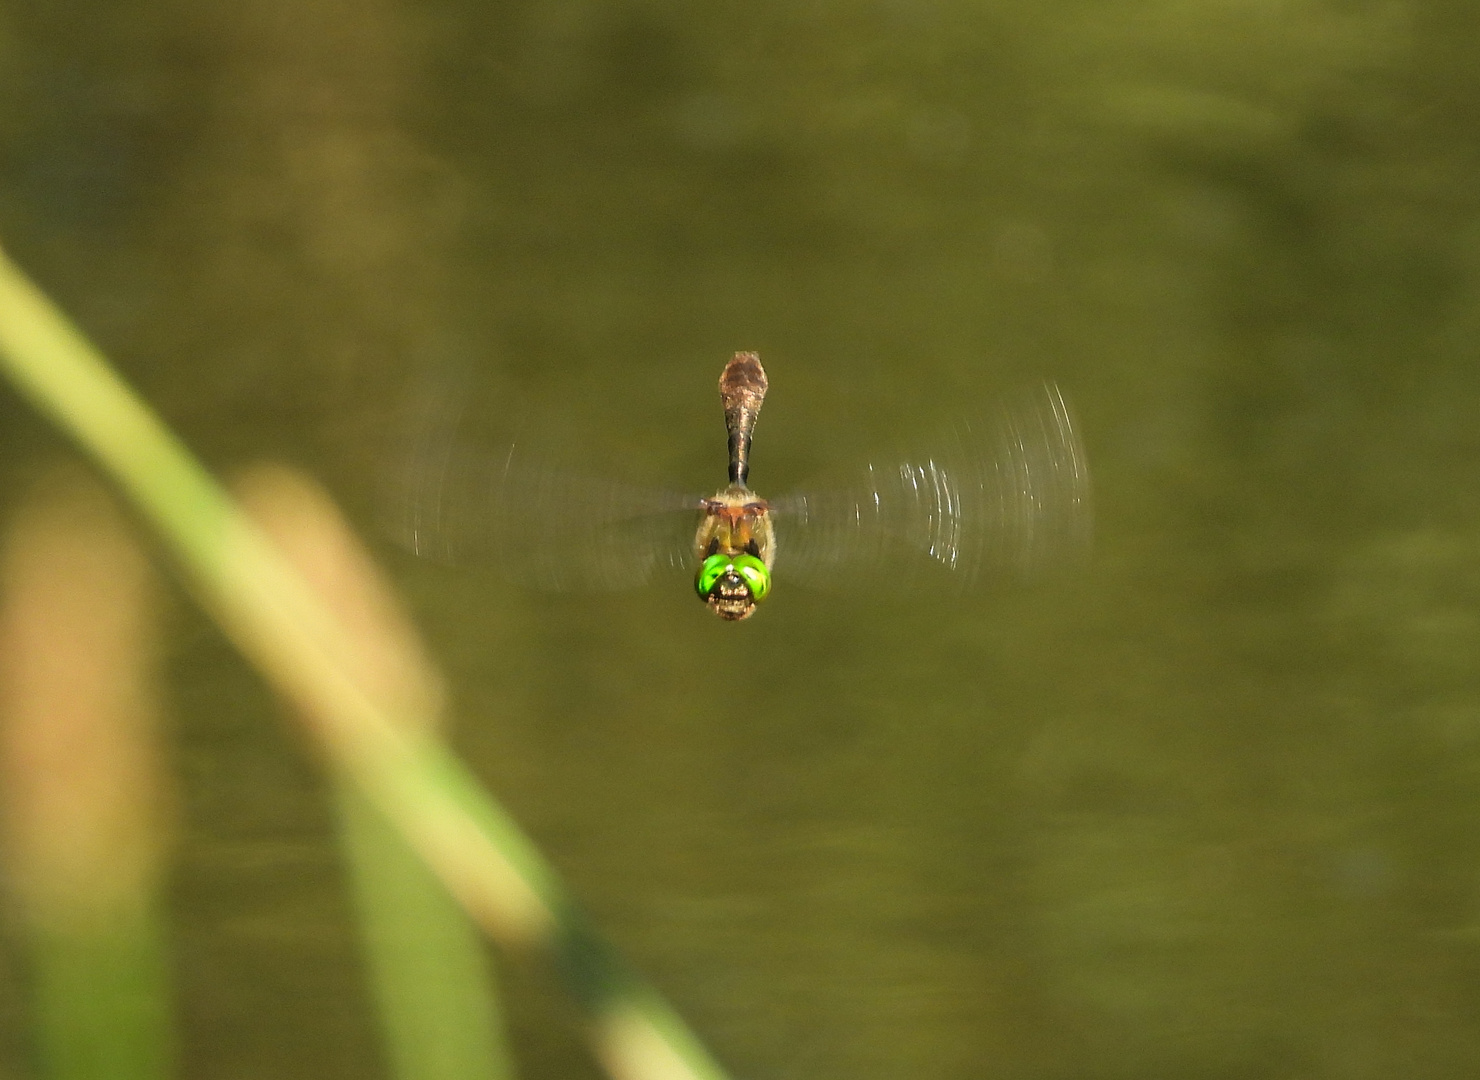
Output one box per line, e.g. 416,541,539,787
337,780,516,1080
30,913,174,1080
0,245,731,1080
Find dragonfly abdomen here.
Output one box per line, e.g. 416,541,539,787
719,352,768,487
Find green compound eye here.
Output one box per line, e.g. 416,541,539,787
695,553,734,599
730,553,771,602
694,552,772,603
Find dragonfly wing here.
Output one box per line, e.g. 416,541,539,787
771,382,1090,591
387,440,701,592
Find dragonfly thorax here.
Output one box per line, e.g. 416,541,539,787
694,485,775,620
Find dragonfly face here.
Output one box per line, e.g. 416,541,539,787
693,484,775,620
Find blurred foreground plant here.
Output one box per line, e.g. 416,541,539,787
0,243,731,1080
239,466,515,1080
0,474,174,1080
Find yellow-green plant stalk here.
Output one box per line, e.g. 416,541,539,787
0,244,730,1080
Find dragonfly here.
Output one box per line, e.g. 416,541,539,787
392,352,1091,621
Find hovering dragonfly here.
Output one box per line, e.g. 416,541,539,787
394,352,1090,621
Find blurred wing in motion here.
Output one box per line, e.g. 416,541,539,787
771,382,1091,591
382,385,701,592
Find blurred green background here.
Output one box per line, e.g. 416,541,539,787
4,0,1480,1077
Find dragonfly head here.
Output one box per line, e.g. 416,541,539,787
695,552,770,621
